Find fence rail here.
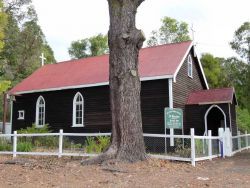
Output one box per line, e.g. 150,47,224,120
0,128,249,166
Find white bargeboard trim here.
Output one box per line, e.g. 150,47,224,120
173,42,209,89
12,75,174,95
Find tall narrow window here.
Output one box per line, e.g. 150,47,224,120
72,92,84,127
36,96,45,127
188,55,193,78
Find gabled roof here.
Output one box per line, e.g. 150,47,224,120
186,88,237,105
9,41,208,95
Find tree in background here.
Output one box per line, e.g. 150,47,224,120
0,0,55,120
68,33,108,59
82,0,146,165
1,0,56,85
200,53,223,88
230,22,250,64
0,0,7,51
147,17,191,46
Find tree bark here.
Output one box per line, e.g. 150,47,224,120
82,0,146,164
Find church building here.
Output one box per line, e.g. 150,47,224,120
9,41,238,136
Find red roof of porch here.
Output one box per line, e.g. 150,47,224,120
186,88,237,105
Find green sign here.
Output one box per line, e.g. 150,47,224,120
165,108,183,129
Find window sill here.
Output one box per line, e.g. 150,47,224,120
17,118,24,120
72,125,84,128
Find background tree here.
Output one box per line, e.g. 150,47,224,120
1,0,56,85
200,53,223,88
0,0,7,51
147,17,191,46
230,22,250,64
68,33,108,59
82,0,146,164
0,0,55,120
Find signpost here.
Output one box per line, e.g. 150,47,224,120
165,108,183,129
164,108,183,148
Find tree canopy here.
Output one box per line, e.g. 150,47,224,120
0,0,7,52
0,0,55,120
200,53,223,88
147,17,191,46
68,33,108,59
200,21,250,132
230,22,250,64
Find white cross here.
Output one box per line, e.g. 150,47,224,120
40,53,46,66
191,24,195,42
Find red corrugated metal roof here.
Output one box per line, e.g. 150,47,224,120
10,41,193,94
186,88,235,105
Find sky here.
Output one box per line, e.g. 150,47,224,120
32,0,250,62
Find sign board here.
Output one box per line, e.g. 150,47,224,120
164,108,183,129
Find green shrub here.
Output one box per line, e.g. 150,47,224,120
174,138,191,158
0,138,12,151
85,136,110,153
17,124,51,134
17,142,33,152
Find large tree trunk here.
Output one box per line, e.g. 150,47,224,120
82,0,146,164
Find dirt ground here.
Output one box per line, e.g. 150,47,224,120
0,150,249,188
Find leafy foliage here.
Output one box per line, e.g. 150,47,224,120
200,53,223,88
17,141,33,152
0,137,12,151
230,22,250,64
68,33,108,59
237,108,250,133
147,17,191,46
17,124,51,134
0,0,7,51
85,136,110,153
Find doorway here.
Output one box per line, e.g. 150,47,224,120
204,105,226,136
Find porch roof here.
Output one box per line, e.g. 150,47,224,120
186,88,237,105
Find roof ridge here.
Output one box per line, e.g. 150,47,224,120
141,40,193,51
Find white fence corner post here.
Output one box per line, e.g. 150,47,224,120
208,130,212,160
245,131,248,148
190,128,195,167
170,128,174,146
58,129,63,158
13,131,17,158
237,130,241,151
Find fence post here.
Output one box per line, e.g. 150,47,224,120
208,130,212,160
237,131,241,151
58,129,63,158
245,131,248,148
13,131,17,158
190,128,195,167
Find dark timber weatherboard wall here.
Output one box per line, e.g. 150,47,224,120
185,103,232,135
12,79,169,134
173,49,207,134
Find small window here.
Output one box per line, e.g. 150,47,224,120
72,92,84,127
188,55,193,78
18,110,25,120
36,96,45,127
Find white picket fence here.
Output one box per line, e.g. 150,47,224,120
0,128,249,166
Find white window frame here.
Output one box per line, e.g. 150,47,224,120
72,92,84,127
18,110,25,120
187,55,193,78
36,96,45,128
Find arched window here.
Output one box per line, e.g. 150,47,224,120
187,55,193,78
36,96,45,127
72,92,84,127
